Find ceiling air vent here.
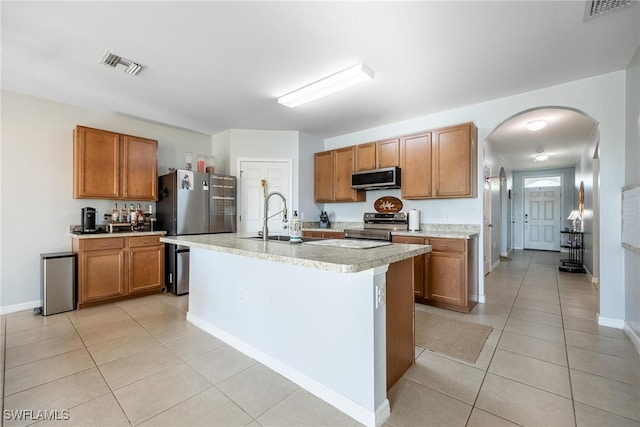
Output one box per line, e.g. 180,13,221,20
584,0,635,20
99,50,145,75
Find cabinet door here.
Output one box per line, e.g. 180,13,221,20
432,123,476,198
128,245,164,294
392,235,426,296
376,138,400,168
314,151,334,202
400,132,432,199
122,135,158,200
334,146,365,202
79,250,125,303
426,251,466,307
74,126,120,199
355,143,376,171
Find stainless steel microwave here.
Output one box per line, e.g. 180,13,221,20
351,167,401,190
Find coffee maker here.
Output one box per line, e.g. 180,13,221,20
81,207,97,233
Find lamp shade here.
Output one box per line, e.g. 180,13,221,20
567,210,581,220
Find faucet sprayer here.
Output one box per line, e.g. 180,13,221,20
262,191,288,241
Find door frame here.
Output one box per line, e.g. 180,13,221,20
237,158,293,233
522,179,563,251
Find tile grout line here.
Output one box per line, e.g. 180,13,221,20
65,310,136,427
463,251,533,427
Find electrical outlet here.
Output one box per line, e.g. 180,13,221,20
375,285,385,309
239,289,245,303
444,212,449,220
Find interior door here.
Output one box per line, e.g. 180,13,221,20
239,160,291,234
524,187,561,250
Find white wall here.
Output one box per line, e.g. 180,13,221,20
625,47,640,339
575,129,599,278
0,90,212,311
298,132,325,221
325,71,627,322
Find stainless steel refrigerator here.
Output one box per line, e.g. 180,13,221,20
156,170,236,295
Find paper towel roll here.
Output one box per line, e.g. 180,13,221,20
408,209,420,231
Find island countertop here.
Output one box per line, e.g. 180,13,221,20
161,233,431,274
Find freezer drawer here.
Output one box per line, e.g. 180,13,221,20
41,252,77,316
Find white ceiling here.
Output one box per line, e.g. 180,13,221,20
2,1,639,171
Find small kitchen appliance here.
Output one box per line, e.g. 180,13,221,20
81,207,97,233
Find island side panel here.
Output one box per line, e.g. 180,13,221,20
187,247,389,424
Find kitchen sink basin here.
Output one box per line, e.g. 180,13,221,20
249,235,325,242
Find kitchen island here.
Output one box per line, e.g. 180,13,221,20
160,233,430,427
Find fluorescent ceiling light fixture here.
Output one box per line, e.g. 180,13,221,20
99,50,146,76
278,62,375,108
526,120,547,131
534,154,549,162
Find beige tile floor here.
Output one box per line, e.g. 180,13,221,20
1,250,639,426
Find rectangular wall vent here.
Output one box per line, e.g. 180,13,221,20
98,50,145,76
585,0,635,20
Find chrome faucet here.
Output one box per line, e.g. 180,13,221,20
262,191,288,241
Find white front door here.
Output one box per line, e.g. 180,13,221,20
524,187,561,251
239,160,291,234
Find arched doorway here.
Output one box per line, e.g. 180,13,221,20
485,106,599,277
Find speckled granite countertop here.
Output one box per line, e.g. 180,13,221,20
70,231,166,239
160,233,431,274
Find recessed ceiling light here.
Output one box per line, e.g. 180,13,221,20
534,154,549,162
277,62,375,108
99,50,145,76
526,120,547,131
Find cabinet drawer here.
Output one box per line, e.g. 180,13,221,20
429,238,465,252
81,238,125,251
322,231,345,239
129,235,161,248
392,235,426,244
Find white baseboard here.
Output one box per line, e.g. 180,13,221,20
478,294,486,304
187,312,389,427
624,323,640,354
597,315,625,329
0,299,40,315
491,260,500,271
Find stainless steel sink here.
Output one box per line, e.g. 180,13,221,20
252,235,292,242
249,235,325,242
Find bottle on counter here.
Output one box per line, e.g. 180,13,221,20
129,204,137,225
136,203,144,223
289,210,302,243
111,203,119,223
119,204,128,223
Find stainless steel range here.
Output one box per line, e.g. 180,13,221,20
344,212,408,241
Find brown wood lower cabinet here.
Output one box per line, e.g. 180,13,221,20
392,235,478,313
302,230,345,239
72,235,164,308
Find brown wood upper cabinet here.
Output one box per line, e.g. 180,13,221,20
74,126,158,200
400,122,477,199
314,147,365,203
355,138,400,171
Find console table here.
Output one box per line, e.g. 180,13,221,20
559,230,585,273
